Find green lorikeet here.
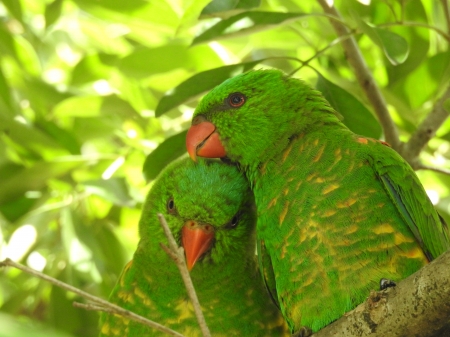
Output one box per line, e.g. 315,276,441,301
185,69,450,334
99,157,288,337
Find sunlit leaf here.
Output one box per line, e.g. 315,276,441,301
81,178,135,207
118,45,193,79
1,0,23,23
0,313,73,337
70,54,112,86
143,130,187,181
316,74,382,138
192,11,306,44
155,61,262,116
52,96,102,118
45,0,63,28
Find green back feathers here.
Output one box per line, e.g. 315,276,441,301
188,69,450,333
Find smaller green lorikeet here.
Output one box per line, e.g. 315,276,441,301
185,69,450,334
99,157,288,337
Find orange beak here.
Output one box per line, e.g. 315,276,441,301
181,220,215,271
186,117,226,162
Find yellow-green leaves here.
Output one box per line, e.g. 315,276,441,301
193,11,306,44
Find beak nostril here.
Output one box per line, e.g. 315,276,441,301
192,115,206,126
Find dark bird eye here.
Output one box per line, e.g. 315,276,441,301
227,93,246,108
167,197,176,214
227,213,240,229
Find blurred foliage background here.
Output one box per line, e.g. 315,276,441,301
0,0,449,336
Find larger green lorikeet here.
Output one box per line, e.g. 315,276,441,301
186,69,450,334
99,157,288,337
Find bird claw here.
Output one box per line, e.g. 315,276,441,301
291,326,313,337
380,278,396,290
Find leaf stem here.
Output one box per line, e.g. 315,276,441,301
157,213,212,337
403,83,450,168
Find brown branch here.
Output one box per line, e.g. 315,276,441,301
316,0,400,150
0,258,185,337
403,83,450,169
313,249,450,337
157,213,212,337
441,0,450,36
416,163,450,176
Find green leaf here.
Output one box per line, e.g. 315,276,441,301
81,178,135,207
0,194,37,222
36,120,81,155
0,158,85,206
92,221,129,276
316,74,382,139
45,0,63,28
0,312,73,337
143,130,187,181
357,19,409,65
444,98,450,114
386,0,429,84
0,67,13,110
70,54,112,86
1,0,23,23
0,25,17,58
192,11,306,45
52,96,102,118
201,0,260,16
155,61,262,116
118,45,193,79
0,115,69,158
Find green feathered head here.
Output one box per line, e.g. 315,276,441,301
138,157,256,271
186,69,339,169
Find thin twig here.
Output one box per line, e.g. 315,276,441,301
403,83,450,168
416,164,450,176
290,32,355,76
0,258,185,337
378,21,450,43
441,0,450,36
316,0,400,150
74,302,107,312
157,213,212,337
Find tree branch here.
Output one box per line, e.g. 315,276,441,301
403,83,450,169
158,213,212,337
316,0,400,150
313,249,450,337
377,21,450,43
441,0,450,36
0,258,185,337
416,163,450,176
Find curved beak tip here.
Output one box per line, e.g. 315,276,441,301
186,122,226,161
182,224,215,271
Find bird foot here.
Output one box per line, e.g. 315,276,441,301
380,278,396,290
291,326,313,337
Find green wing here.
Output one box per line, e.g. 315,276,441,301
257,237,280,309
372,143,450,260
